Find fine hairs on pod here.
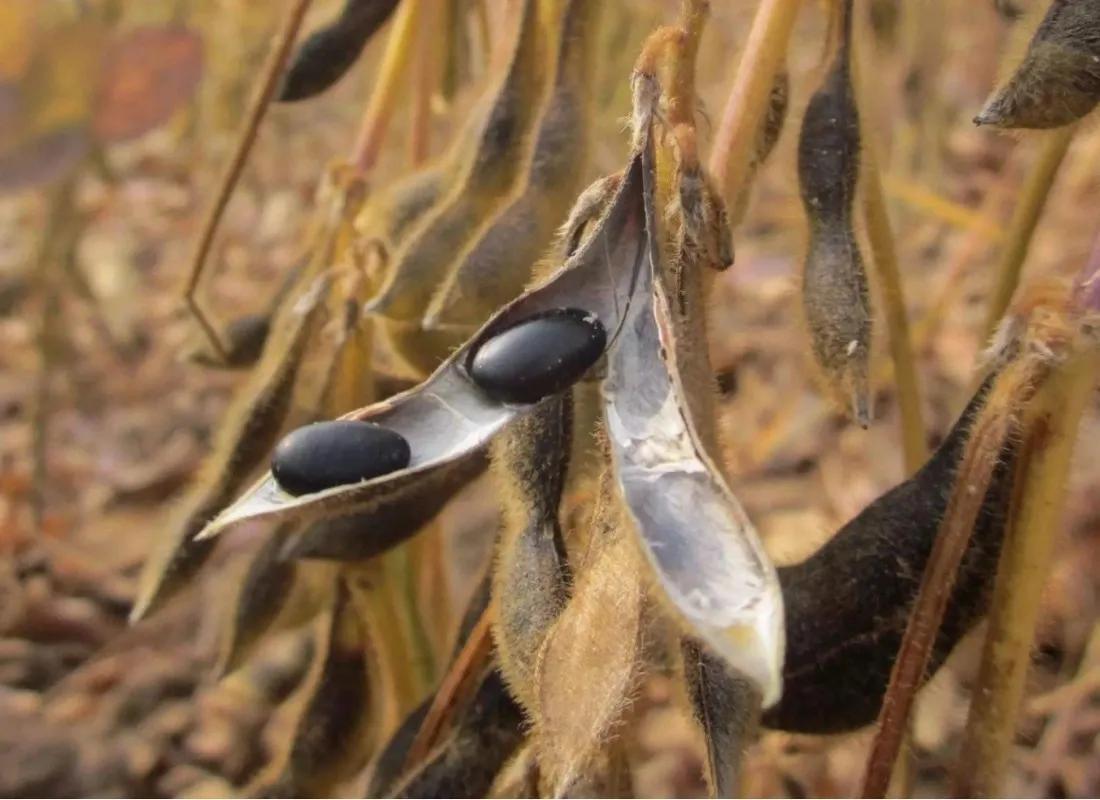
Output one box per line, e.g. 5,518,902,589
977,0,1100,128
796,0,873,426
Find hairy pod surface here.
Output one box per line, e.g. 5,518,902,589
247,578,378,796
731,68,790,224
389,668,526,799
132,276,330,621
271,419,412,496
467,308,606,405
763,377,1015,733
278,0,401,102
424,0,601,328
492,394,572,711
797,7,872,424
367,0,549,324
977,0,1100,128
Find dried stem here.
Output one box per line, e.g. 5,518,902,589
408,0,441,166
861,364,1041,797
707,0,800,205
351,0,425,173
853,30,926,472
952,346,1097,798
181,0,315,362
405,606,494,769
983,127,1074,336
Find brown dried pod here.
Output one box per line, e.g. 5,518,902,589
681,640,760,797
366,0,550,324
797,0,873,425
215,529,333,677
763,376,1015,733
388,668,526,799
730,67,790,225
424,0,601,329
246,577,379,796
278,0,401,102
492,394,572,711
977,0,1100,128
131,276,331,622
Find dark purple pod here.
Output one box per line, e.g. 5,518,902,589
466,308,606,405
272,420,411,496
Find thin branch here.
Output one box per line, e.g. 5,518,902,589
952,346,1097,797
983,126,1074,336
181,0,315,362
707,0,800,206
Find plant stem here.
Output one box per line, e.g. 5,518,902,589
952,347,1097,798
408,0,441,166
352,0,424,173
707,0,800,206
182,0,314,363
861,364,1040,797
853,48,926,472
983,127,1074,337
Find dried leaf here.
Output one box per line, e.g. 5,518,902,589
195,153,647,542
92,26,203,143
424,0,601,329
762,376,1015,733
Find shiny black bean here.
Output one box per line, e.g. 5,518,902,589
271,420,411,496
467,308,606,405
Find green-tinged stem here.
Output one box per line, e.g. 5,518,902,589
983,127,1074,336
952,348,1098,797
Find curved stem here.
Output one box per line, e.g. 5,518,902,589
181,0,314,362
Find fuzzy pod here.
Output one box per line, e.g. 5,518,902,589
278,0,401,102
389,668,526,799
797,4,872,425
731,68,790,224
247,578,379,796
423,0,601,329
763,377,1014,733
977,0,1100,128
492,394,573,711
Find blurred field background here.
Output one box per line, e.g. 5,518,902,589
0,0,1098,796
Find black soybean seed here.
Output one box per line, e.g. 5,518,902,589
468,308,606,405
272,420,411,496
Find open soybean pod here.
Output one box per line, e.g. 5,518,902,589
762,375,1016,733
365,0,552,325
977,0,1100,128
194,153,646,548
423,0,602,329
797,0,873,426
131,275,331,622
602,123,784,706
491,394,572,712
246,576,381,796
278,0,401,102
